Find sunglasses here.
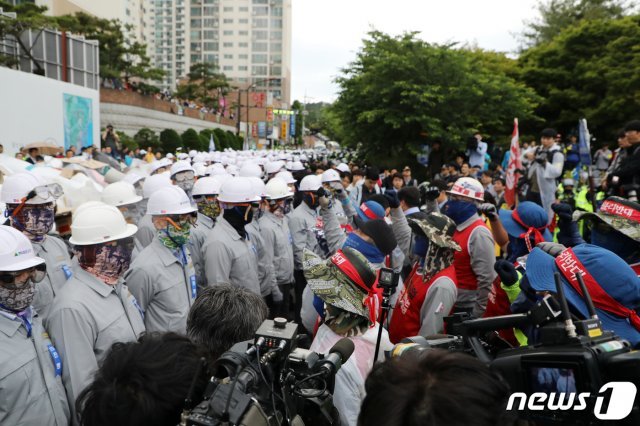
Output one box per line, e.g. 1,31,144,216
27,184,63,202
173,171,195,182
0,263,47,286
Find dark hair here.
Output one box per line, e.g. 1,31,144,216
359,350,514,426
352,169,365,178
540,128,557,138
398,186,420,208
339,171,352,183
391,172,403,181
369,194,389,210
431,179,448,191
481,170,494,178
624,120,640,132
617,129,627,138
484,191,497,206
365,167,379,181
28,147,38,154
187,285,268,360
76,333,210,426
494,177,506,186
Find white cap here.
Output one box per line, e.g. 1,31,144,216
218,177,261,203
142,173,172,199
321,169,340,183
192,176,222,197
147,186,197,215
70,202,138,245
0,225,45,271
299,174,322,192
101,181,142,207
275,170,297,184
265,177,293,200
170,160,195,178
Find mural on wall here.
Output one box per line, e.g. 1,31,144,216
63,94,93,151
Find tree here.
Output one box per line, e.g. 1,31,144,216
213,128,229,149
518,15,640,139
117,131,137,151
176,62,230,109
332,31,541,164
200,129,220,152
134,128,161,151
159,129,182,154
181,128,201,151
520,0,632,47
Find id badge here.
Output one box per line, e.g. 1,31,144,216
61,264,73,280
190,275,197,299
47,344,62,377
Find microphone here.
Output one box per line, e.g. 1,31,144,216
315,338,355,378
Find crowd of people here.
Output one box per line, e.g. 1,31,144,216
0,119,639,426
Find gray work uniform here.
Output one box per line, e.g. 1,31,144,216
246,218,271,297
124,238,197,334
289,202,326,270
259,211,294,291
32,235,74,320
0,310,70,426
45,267,145,415
188,213,214,289
202,216,261,295
135,214,155,248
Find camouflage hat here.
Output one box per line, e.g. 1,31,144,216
574,197,640,242
408,213,461,251
302,247,377,319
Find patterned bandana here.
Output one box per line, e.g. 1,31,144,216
0,281,35,312
157,221,191,249
76,241,133,285
196,200,221,220
10,203,55,242
422,244,455,282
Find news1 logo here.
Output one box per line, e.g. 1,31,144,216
507,382,637,420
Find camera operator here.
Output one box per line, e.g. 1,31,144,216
101,124,120,160
525,128,565,222
303,247,394,426
76,333,210,426
609,120,640,200
359,349,513,426
187,285,268,361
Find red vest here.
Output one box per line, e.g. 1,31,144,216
452,219,488,291
388,263,457,344
483,275,519,347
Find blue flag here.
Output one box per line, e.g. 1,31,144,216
578,118,591,166
208,134,216,152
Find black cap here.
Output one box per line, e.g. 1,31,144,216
353,218,397,256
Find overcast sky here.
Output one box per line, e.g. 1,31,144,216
291,0,540,103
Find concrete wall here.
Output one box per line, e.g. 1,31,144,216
100,103,236,136
0,67,100,155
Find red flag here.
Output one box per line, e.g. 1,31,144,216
505,118,522,208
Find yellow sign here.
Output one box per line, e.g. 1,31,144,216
280,120,288,139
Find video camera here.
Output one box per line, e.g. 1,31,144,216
181,318,354,426
389,273,640,424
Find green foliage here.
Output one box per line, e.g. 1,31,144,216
332,31,541,164
181,128,201,151
226,131,243,150
520,0,631,47
213,128,229,149
519,15,640,138
160,129,182,154
134,128,161,151
176,62,230,108
200,129,220,152
117,131,137,151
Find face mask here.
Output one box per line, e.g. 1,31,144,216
157,220,191,249
76,241,133,285
176,179,195,194
196,200,221,220
413,235,429,258
303,192,319,209
343,232,385,264
10,204,55,242
0,281,35,312
442,199,477,225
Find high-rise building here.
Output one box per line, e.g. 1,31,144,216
149,0,291,106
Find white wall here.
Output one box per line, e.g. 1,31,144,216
0,67,100,155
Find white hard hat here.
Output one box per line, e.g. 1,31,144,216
275,170,297,184
147,186,197,215
321,169,340,183
177,153,189,160
193,163,207,177
289,161,305,172
170,160,195,177
336,163,350,173
193,153,207,164
265,177,293,200
239,162,263,178
149,158,172,175
447,177,484,201
142,173,172,199
189,150,198,158
265,161,285,175
0,172,60,205
285,161,294,171
218,177,261,204
209,168,230,178
101,181,143,207
226,165,239,176
0,225,45,271
299,174,322,192
69,202,138,245
562,178,575,187
140,149,147,155
122,172,146,186
192,176,222,197
247,177,267,198
166,153,175,159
